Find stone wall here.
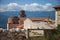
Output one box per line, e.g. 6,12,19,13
0,29,27,40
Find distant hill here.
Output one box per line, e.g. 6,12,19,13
0,11,55,19
0,11,19,17
0,14,8,29
0,11,19,29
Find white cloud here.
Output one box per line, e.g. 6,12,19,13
7,3,19,7
0,3,21,12
42,3,54,11
0,3,54,12
23,3,54,11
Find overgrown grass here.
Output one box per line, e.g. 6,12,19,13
57,24,60,29
29,36,45,40
29,25,60,40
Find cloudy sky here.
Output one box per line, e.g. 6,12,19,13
0,0,60,12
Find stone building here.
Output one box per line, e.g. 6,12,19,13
7,10,56,30
7,10,26,29
54,5,60,26
24,18,55,30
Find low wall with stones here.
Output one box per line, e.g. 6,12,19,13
0,29,27,40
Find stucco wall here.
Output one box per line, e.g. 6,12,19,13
24,18,32,30
57,11,60,24
24,18,55,30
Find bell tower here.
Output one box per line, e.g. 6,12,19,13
18,10,26,25
19,10,26,18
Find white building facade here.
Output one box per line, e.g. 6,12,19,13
54,6,60,26
24,18,56,30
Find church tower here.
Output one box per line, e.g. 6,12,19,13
19,10,26,18
18,10,26,25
